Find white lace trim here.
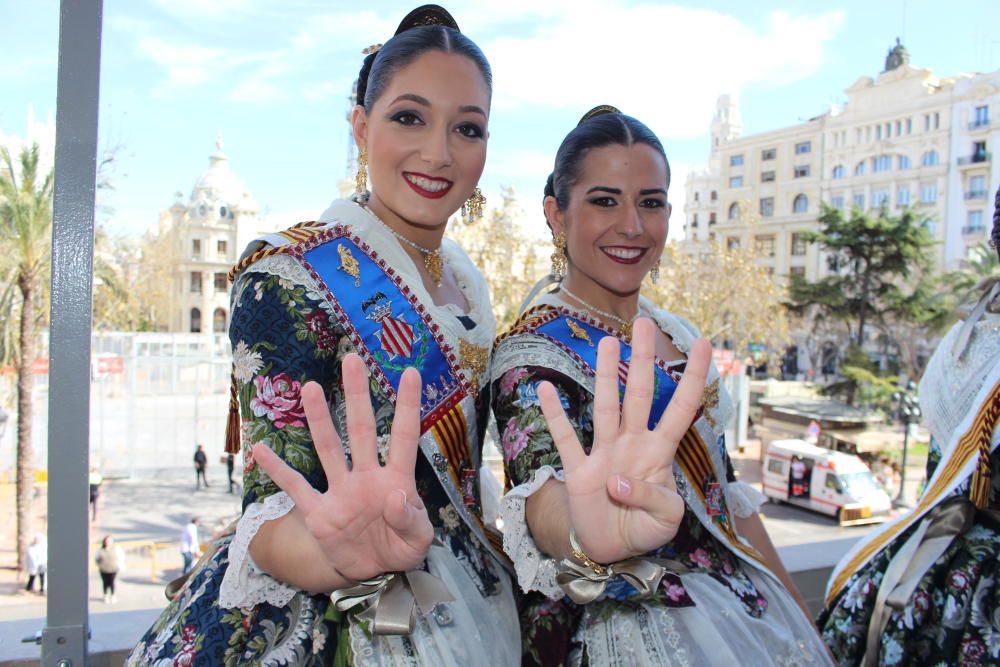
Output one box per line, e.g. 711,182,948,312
499,464,565,599
727,481,768,518
219,491,300,609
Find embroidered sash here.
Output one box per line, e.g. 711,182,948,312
502,305,769,572
282,225,507,567
826,364,1000,605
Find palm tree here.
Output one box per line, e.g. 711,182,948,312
0,144,53,570
943,242,1000,305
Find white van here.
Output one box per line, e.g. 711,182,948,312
761,439,892,526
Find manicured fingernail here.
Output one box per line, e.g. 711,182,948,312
617,476,631,496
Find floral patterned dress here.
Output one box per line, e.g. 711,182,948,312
491,295,831,667
128,199,519,667
818,311,1000,666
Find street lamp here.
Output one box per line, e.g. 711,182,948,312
892,384,921,508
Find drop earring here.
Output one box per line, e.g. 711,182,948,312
550,232,568,278
355,147,368,195
461,187,486,224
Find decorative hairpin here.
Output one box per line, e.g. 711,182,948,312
578,104,623,126
362,43,383,55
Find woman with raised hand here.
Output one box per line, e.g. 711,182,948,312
129,6,518,665
491,106,832,665
818,188,1000,665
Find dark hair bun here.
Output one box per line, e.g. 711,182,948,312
578,104,622,126
395,5,460,34
544,173,555,199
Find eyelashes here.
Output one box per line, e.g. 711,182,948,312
388,111,484,140
585,197,667,208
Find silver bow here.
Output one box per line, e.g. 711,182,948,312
330,570,454,636
556,556,690,605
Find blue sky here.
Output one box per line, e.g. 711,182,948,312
2,0,999,239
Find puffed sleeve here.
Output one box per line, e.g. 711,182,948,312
491,364,593,599
219,266,342,609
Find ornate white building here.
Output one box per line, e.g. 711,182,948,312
156,138,270,333
684,41,1000,279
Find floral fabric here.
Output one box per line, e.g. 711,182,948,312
818,442,1000,666
129,259,504,665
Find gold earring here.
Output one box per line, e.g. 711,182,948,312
551,232,568,278
650,257,661,284
462,187,486,224
355,148,368,195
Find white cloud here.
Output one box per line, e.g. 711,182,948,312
478,4,844,139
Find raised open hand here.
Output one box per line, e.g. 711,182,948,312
538,318,711,564
253,353,434,582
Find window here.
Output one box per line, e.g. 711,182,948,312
754,234,776,256
825,474,842,493
760,197,774,217
190,308,202,333
973,141,988,161
830,194,845,210
906,118,912,134
794,141,811,154
710,190,718,201
924,114,931,131
213,308,227,333
853,193,866,209
727,237,741,250
791,233,807,256
214,272,227,293
219,206,228,218
873,156,892,172
969,175,986,198
730,154,744,167
190,271,202,294
872,190,889,208
967,210,985,231
790,266,806,278
933,112,940,129
855,161,866,176
192,239,201,258
761,148,776,160
728,202,740,220
920,183,938,203
761,171,776,182
974,105,989,127
709,212,717,225
694,192,700,202
794,165,810,178
767,459,785,475
898,155,911,170
897,187,910,206
729,176,743,188
217,239,227,256
895,120,901,136
922,150,938,166
832,165,845,179
792,194,808,214
876,125,883,140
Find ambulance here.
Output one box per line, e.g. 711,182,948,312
761,439,892,526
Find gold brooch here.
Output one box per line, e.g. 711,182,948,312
567,319,594,347
459,339,489,394
701,378,720,430
362,43,383,55
337,244,361,287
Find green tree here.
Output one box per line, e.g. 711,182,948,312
786,204,939,402
0,144,53,570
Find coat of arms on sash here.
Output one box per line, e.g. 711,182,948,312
363,291,420,360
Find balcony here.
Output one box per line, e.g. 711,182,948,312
962,225,986,236
965,190,988,200
968,118,991,131
957,152,991,166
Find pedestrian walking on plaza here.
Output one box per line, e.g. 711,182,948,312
25,533,46,594
225,451,235,493
193,444,209,489
88,467,103,521
180,517,200,574
94,535,124,604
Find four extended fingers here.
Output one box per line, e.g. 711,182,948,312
655,338,712,448
621,318,656,434
341,354,380,472
301,381,348,487
387,366,423,473
591,335,622,449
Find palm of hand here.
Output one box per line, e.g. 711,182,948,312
254,355,434,582
539,318,711,564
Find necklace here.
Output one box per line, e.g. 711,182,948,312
357,199,445,286
559,286,639,340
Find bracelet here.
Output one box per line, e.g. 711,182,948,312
568,527,608,577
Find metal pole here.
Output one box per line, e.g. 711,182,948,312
45,0,103,664
896,421,911,505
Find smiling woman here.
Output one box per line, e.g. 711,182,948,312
127,6,520,666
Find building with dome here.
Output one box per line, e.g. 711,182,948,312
153,137,271,333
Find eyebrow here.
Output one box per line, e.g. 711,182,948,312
640,188,668,196
586,186,622,195
388,95,487,118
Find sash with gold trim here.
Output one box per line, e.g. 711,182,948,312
826,362,1000,605
232,223,508,569
500,305,770,571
